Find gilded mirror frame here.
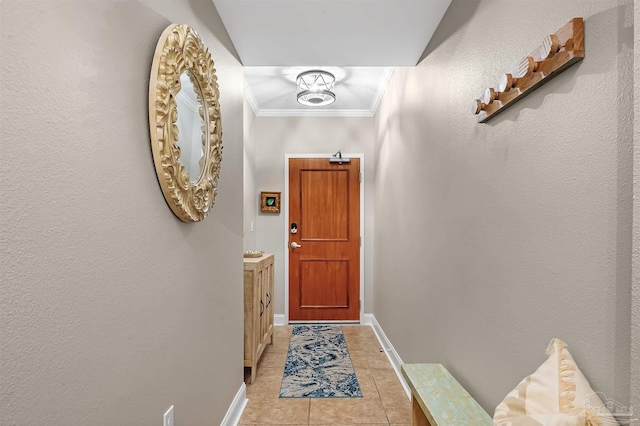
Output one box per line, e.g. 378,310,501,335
149,24,222,222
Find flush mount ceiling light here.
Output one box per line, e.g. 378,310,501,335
296,70,336,106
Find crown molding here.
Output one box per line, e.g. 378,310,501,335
369,67,395,115
256,108,374,117
243,78,259,115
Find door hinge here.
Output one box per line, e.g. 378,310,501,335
359,300,361,310
359,236,361,247
359,172,362,183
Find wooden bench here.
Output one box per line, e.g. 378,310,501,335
401,363,492,426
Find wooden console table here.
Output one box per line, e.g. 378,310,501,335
243,253,274,384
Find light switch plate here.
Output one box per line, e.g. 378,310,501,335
164,405,175,426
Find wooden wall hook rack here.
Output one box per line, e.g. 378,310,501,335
472,17,584,123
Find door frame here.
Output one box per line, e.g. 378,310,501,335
283,153,365,324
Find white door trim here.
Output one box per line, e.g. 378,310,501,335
283,153,365,324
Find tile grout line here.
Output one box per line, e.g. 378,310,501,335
369,360,392,426
352,331,392,426
360,330,393,426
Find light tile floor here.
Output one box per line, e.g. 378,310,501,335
240,325,411,426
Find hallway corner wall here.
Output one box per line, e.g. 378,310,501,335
632,0,640,415
373,0,633,413
1,1,244,424
244,98,258,251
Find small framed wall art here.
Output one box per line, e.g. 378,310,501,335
260,192,281,213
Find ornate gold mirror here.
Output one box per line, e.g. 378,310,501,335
149,24,222,222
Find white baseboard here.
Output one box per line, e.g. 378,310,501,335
220,383,247,426
365,313,411,399
361,313,375,325
274,314,287,326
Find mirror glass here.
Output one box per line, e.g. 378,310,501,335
175,71,206,183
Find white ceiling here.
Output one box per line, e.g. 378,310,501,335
212,0,452,116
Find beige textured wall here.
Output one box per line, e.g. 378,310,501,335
0,1,244,424
632,0,640,415
244,100,258,251
254,116,375,316
374,0,633,413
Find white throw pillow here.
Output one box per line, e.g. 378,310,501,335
493,339,618,426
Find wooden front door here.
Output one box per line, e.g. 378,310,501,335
288,157,360,321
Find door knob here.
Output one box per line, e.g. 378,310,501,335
291,242,302,249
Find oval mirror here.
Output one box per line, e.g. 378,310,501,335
149,24,223,222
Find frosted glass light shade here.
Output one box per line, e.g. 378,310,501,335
296,70,336,106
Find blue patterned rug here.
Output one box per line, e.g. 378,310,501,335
279,325,362,398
